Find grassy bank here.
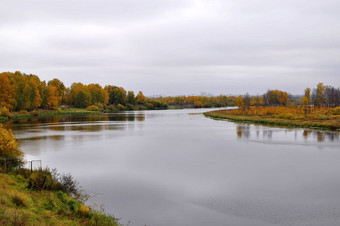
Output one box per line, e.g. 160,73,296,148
204,109,340,130
1,108,101,122
0,171,119,225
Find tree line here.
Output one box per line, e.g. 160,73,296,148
150,95,237,108
236,83,340,109
0,71,168,114
1,72,338,114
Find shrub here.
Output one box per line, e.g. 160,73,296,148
0,107,10,117
86,105,100,111
0,125,24,169
16,169,31,178
18,110,28,115
332,107,340,115
126,104,134,111
145,103,154,110
107,105,116,111
95,103,104,110
116,104,126,111
28,168,56,191
28,168,85,200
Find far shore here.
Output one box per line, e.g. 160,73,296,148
204,109,340,131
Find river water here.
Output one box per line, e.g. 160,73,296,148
5,108,340,226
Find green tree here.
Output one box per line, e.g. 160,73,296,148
127,91,136,105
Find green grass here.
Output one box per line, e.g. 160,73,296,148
1,108,101,122
0,172,120,225
0,116,8,122
38,108,101,116
204,110,340,131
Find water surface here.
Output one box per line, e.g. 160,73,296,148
6,109,340,226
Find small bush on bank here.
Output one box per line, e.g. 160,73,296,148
116,104,126,111
95,103,104,110
107,105,117,111
126,104,134,111
86,105,100,111
27,168,84,199
28,168,56,191
0,107,10,117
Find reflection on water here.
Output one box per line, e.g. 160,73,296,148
4,112,145,133
5,109,340,226
4,112,146,157
236,125,339,142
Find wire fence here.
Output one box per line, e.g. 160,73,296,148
0,158,42,172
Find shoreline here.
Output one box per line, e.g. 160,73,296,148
204,110,340,131
0,108,103,123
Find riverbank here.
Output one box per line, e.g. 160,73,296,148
0,171,120,225
204,109,340,130
0,108,101,123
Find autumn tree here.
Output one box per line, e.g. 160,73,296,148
263,90,289,106
236,96,244,108
48,78,66,106
0,73,15,110
22,75,43,110
87,84,109,105
0,124,24,168
312,83,326,108
105,86,127,105
70,83,91,108
136,91,146,104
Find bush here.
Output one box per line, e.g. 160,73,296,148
0,107,10,117
18,110,28,115
332,107,340,115
95,103,104,110
28,168,56,191
86,105,100,111
145,103,154,110
27,168,84,200
107,105,116,111
126,104,134,111
16,169,31,178
0,125,24,169
116,104,126,111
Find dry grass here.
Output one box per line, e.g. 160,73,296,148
205,107,340,130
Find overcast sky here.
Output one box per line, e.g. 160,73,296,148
1,0,339,96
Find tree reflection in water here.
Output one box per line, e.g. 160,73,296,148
236,125,339,142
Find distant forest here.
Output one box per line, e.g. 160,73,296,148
0,72,339,115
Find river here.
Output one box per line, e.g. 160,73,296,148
4,108,340,226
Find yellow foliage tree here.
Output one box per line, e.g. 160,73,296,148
236,96,244,108
136,91,146,104
47,85,60,108
0,74,15,110
0,124,24,168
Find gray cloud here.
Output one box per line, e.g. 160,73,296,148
0,0,339,96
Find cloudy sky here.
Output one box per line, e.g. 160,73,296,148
1,0,339,96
